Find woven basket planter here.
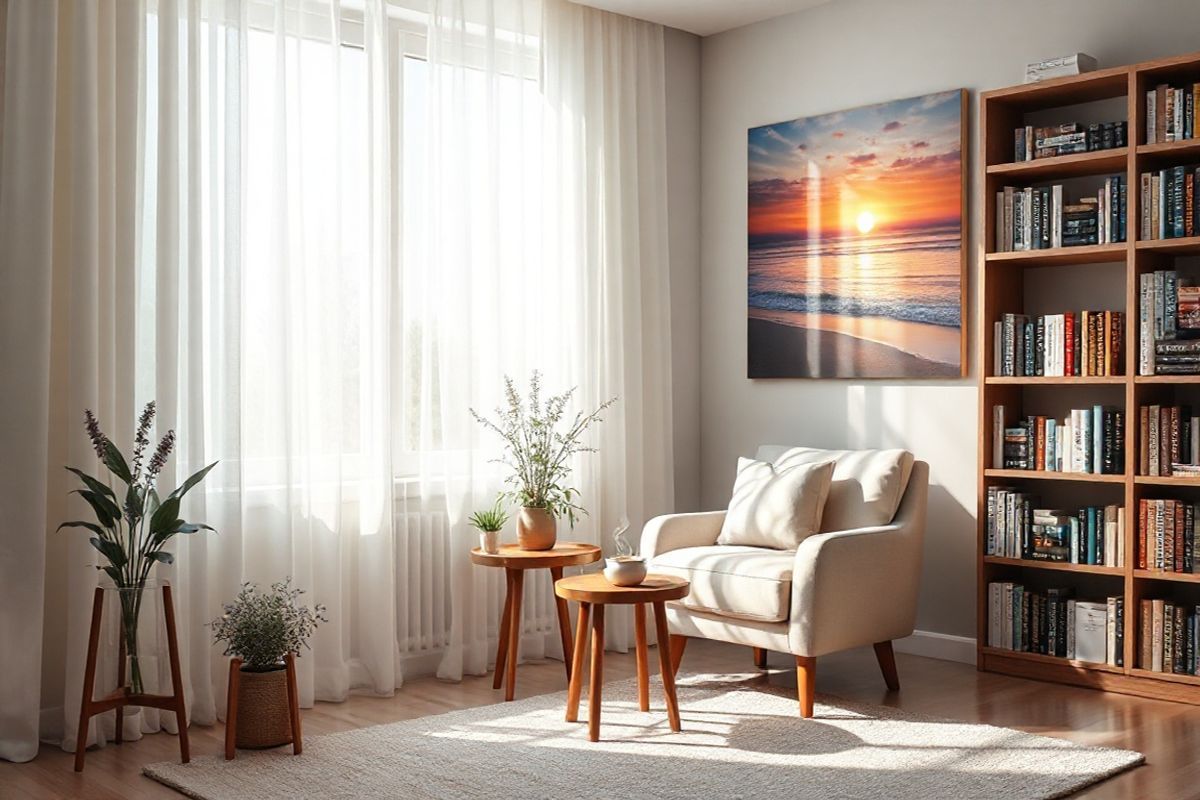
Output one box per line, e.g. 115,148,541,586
235,666,293,749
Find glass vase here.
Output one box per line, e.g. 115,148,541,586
101,579,165,698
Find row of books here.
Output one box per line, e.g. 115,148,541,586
994,179,1126,251
1146,83,1199,144
1139,599,1200,675
1012,121,1126,162
992,405,1124,475
987,583,1123,666
1138,166,1200,240
985,488,1123,566
991,311,1123,377
1137,270,1200,375
1138,499,1200,573
1137,405,1200,477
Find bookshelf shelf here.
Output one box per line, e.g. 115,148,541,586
978,646,1123,674
986,148,1128,180
1129,667,1200,686
1133,475,1200,486
979,50,1200,707
1134,236,1200,256
1134,375,1200,384
1133,569,1200,583
983,468,1125,483
984,243,1127,267
984,556,1124,576
984,375,1124,385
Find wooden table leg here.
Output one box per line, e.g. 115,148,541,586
163,584,190,764
493,570,515,690
285,651,303,755
505,569,525,701
225,658,242,760
566,602,590,722
652,601,681,732
588,604,605,742
550,566,573,681
74,587,104,772
115,624,126,745
634,603,649,711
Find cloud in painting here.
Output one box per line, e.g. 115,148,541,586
882,120,903,131
848,153,877,166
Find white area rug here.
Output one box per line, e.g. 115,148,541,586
144,672,1143,800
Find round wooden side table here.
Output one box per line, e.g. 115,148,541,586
470,542,601,701
554,573,690,742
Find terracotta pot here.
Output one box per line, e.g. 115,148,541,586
235,666,293,749
517,506,557,550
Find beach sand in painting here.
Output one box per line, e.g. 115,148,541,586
748,314,957,379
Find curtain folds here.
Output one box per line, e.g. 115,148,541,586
0,0,673,763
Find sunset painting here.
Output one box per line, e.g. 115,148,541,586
747,89,965,378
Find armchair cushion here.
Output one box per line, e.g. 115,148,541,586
716,457,834,549
762,446,914,531
653,545,793,623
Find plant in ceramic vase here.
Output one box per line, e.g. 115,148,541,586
58,403,217,694
470,372,616,551
211,579,326,748
469,503,509,555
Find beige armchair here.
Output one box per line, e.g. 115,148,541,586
641,446,928,718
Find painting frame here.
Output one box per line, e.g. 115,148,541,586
747,89,968,380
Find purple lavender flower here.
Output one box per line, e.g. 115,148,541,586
130,401,156,482
146,429,176,484
83,409,107,459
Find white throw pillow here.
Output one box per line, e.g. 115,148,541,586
716,457,835,550
770,447,915,531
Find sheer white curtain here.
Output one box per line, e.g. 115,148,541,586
0,0,673,762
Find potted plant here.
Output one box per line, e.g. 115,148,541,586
471,372,616,550
470,502,509,555
59,402,216,694
211,579,326,749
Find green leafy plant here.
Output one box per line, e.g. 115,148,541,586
211,579,328,672
469,502,509,533
470,372,616,527
58,402,217,693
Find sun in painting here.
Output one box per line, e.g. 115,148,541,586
855,209,876,234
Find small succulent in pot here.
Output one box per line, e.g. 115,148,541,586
212,579,327,672
469,502,509,555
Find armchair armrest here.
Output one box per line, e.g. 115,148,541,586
788,520,924,657
640,511,726,561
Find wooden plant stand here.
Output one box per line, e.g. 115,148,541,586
74,583,189,772
223,653,303,760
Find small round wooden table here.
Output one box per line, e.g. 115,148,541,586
554,573,690,742
470,542,602,701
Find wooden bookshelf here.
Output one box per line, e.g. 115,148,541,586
977,50,1200,705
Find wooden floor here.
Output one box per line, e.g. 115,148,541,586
5,639,1200,799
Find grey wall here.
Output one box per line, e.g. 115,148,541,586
698,0,1200,638
665,26,702,512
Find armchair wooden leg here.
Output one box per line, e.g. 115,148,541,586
753,647,767,669
874,640,900,691
668,635,688,678
795,655,815,718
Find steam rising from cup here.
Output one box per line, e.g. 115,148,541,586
612,516,632,558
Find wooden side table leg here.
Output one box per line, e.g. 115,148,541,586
74,587,104,772
668,634,688,678
505,569,525,701
588,604,605,742
285,651,303,755
493,569,515,690
162,584,190,763
653,601,681,732
115,624,126,745
550,566,573,681
225,658,242,760
565,602,590,722
634,603,649,711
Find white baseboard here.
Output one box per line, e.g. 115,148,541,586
893,629,976,665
